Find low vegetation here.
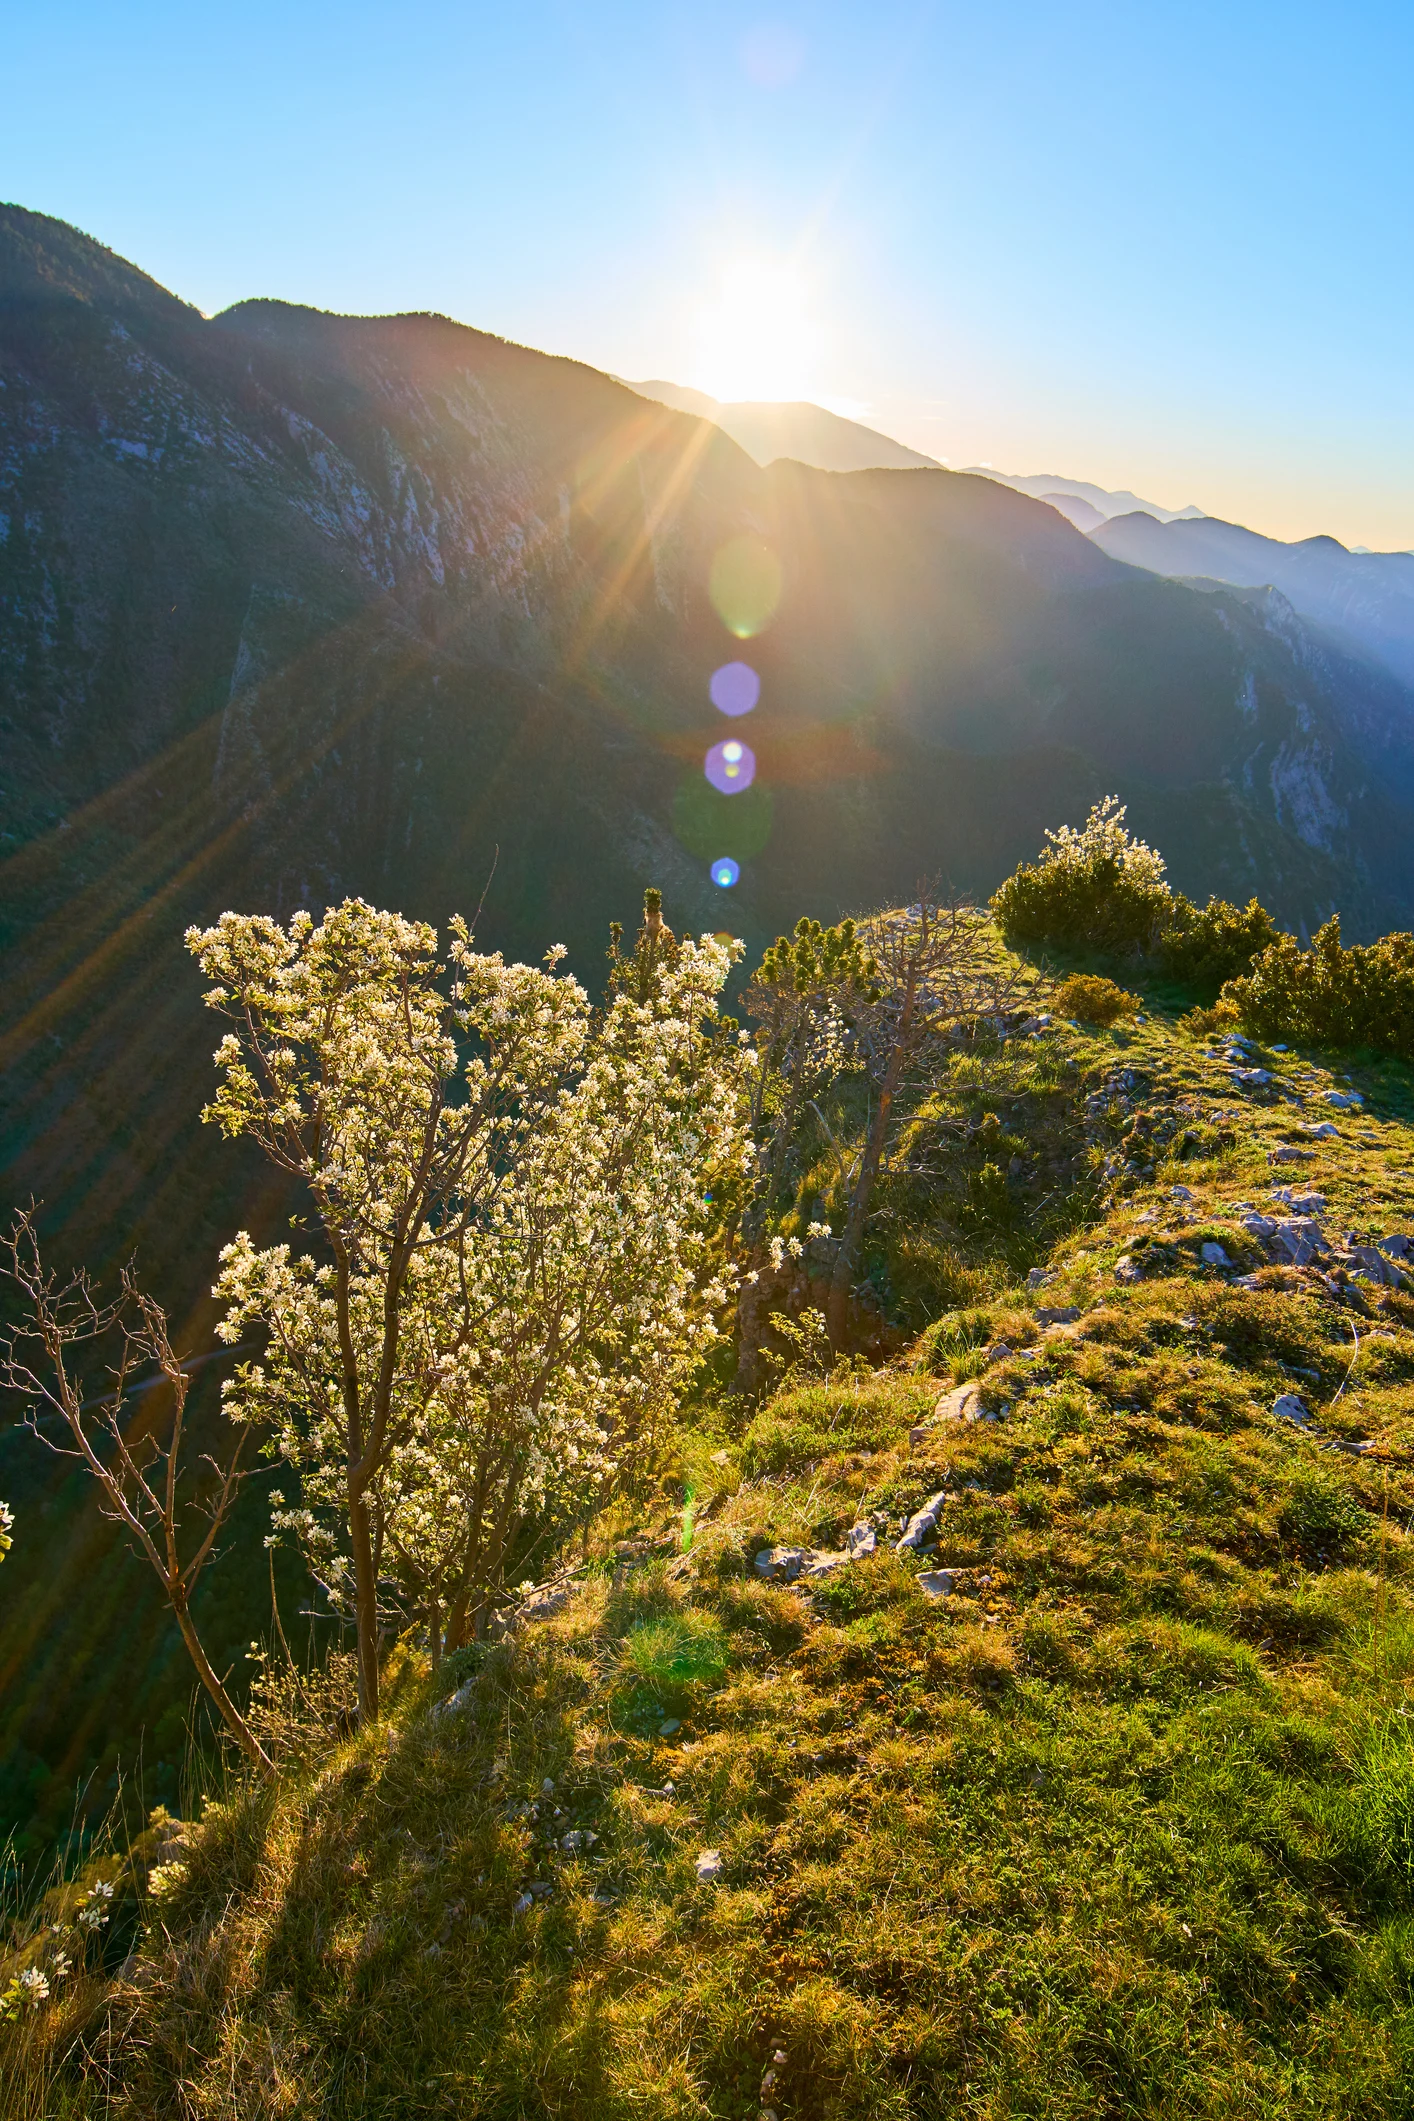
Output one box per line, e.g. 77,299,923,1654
1226,917,1414,1058
12,812,1414,2114
1053,973,1140,1027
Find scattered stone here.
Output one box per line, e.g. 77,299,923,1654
1233,1273,1264,1291
561,1830,599,1853
1200,1241,1232,1267
1322,1091,1363,1110
1240,1213,1279,1239
1269,1218,1325,1267
897,1491,948,1554
846,1522,877,1560
1343,1244,1406,1287
1270,1144,1315,1165
754,1547,809,1582
1026,1267,1054,1290
1114,1255,1144,1284
1271,1188,1327,1212
512,1891,534,1918
1272,1393,1311,1427
932,1382,983,1424
1170,1184,1196,1201
980,1341,1013,1366
488,1580,574,1638
658,1720,681,1738
1297,1122,1341,1139
1379,1234,1412,1261
1035,1306,1081,1326
1232,1067,1273,1088
917,1570,956,1600
800,1549,851,1578
694,1849,724,1883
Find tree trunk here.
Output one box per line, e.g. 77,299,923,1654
349,1488,380,1723
172,1600,273,1774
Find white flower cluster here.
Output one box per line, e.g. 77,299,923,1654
192,903,753,1638
0,1878,110,2018
75,1880,113,1933
1038,795,1168,890
0,1499,12,1564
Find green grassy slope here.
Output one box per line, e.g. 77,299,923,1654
11,1003,1414,2117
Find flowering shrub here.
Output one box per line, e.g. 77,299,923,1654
192,894,750,1699
1223,917,1414,1056
0,1499,11,1564
991,798,1173,954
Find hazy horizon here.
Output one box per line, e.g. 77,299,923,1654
5,0,1411,550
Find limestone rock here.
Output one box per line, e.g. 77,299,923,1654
933,1382,983,1424
800,1549,850,1578
1269,1218,1325,1267
695,1849,724,1883
846,1522,877,1559
897,1491,948,1553
754,1547,809,1582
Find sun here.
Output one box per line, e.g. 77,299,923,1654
689,257,820,405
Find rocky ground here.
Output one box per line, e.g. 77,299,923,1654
7,1007,1414,2117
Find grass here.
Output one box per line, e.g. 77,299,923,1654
10,1007,1414,2114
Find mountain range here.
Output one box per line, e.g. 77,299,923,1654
635,378,1414,707
7,197,1414,1852
6,197,1414,1320
1091,510,1414,690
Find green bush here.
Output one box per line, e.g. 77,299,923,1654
1159,895,1282,996
991,796,1173,954
993,801,1285,991
1055,973,1141,1027
1224,917,1414,1057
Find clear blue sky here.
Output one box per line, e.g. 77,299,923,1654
5,1,1412,546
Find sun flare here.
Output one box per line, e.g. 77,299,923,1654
690,257,820,405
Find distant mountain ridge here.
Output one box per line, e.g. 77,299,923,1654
1091,510,1414,691
629,380,941,472
965,468,1208,524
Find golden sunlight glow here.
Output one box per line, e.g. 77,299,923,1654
690,258,820,405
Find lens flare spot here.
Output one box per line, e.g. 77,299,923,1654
711,857,740,888
704,738,756,794
709,660,760,717
709,537,782,639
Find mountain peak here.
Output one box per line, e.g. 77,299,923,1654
628,381,940,473
0,201,198,322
